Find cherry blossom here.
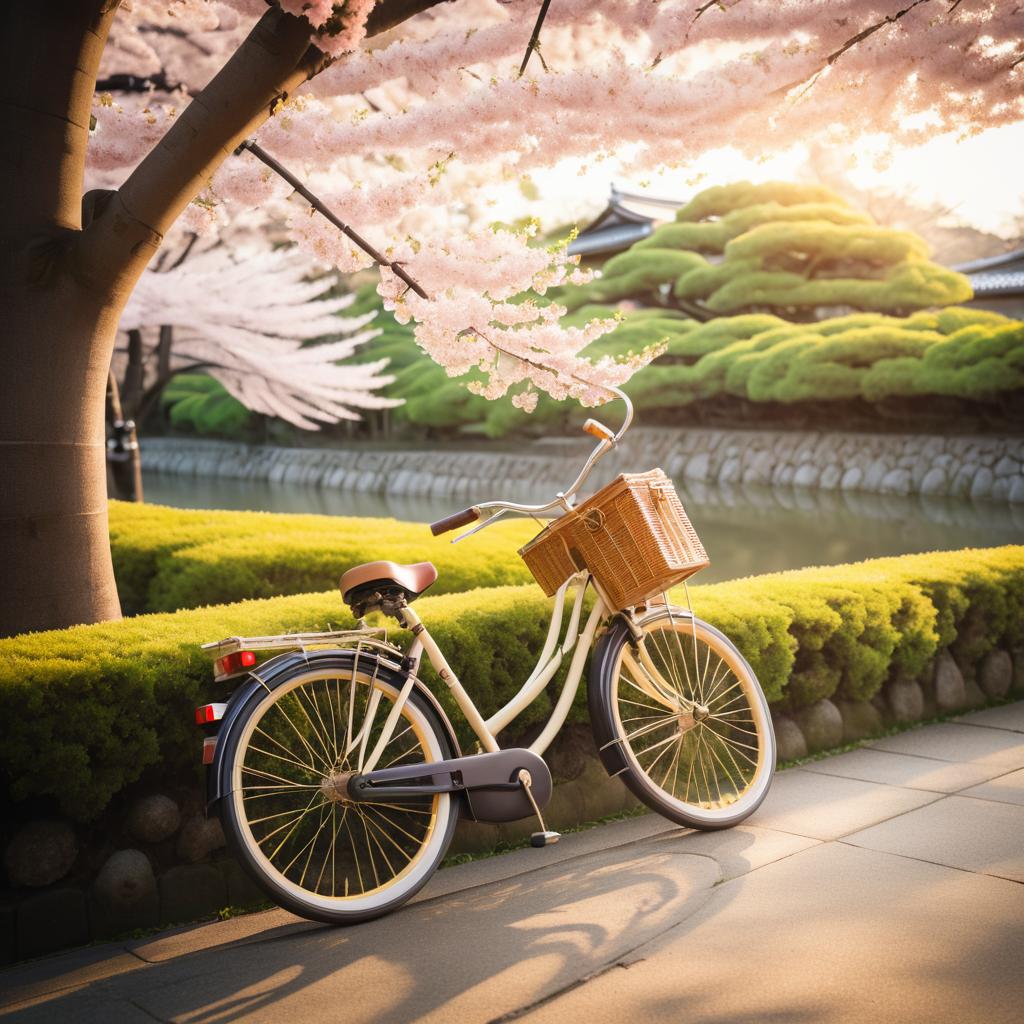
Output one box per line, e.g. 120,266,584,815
90,1,1024,411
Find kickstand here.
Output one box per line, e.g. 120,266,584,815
518,769,560,847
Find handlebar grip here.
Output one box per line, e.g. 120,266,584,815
430,506,481,536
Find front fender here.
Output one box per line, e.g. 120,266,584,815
205,647,461,811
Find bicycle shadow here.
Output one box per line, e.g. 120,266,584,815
5,827,752,1024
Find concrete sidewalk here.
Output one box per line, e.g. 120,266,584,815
3,704,1023,1023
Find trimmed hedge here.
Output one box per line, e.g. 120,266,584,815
109,500,538,614
2,546,1021,821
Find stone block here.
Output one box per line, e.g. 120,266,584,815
718,456,740,484
90,849,159,938
1009,477,1024,504
994,455,1020,477
222,859,268,909
978,649,1013,700
794,700,844,754
792,463,818,488
863,458,889,490
950,463,977,497
1012,650,1024,694
819,464,841,489
933,651,967,713
969,466,994,500
16,887,89,960
772,713,807,763
176,814,226,863
836,700,884,743
963,677,987,710
127,794,181,845
840,466,863,491
4,820,78,888
887,678,924,724
880,468,911,496
921,466,942,493
682,451,710,481
158,864,228,925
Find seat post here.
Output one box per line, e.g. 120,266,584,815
398,605,500,754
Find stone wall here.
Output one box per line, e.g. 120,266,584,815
4,645,1020,963
141,428,1024,503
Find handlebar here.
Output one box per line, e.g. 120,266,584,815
430,506,481,536
432,387,634,541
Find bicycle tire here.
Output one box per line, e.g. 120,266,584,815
589,608,775,830
218,654,459,924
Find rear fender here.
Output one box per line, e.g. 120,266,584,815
204,647,461,811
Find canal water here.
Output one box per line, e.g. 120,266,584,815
142,470,1023,585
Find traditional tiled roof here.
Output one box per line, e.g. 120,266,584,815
968,270,1024,297
567,187,678,257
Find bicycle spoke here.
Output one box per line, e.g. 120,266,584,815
625,716,679,743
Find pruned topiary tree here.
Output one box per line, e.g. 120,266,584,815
561,181,972,319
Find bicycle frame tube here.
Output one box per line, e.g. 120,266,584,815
377,577,608,762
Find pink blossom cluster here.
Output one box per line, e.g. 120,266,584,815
278,0,378,57
93,0,1024,412
120,242,398,429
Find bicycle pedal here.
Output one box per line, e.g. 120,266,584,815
530,830,561,848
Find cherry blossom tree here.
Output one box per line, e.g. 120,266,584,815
108,241,397,499
2,0,1021,635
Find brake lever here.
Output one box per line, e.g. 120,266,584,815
452,507,510,543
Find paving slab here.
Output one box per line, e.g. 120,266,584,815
844,794,1024,883
2,844,720,1024
960,767,1024,807
0,949,146,1013
520,842,1024,1024
956,702,1024,733
644,822,820,880
868,722,1024,767
747,767,940,840
799,746,1004,792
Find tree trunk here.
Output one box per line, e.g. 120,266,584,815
0,0,447,637
0,3,126,636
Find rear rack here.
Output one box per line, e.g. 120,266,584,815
201,627,399,659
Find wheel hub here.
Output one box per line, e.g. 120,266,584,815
320,770,358,805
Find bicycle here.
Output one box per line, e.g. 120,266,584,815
198,388,776,924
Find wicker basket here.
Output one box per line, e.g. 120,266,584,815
518,468,708,608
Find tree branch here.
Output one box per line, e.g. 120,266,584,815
0,1,120,242
82,0,451,295
772,0,935,99
519,0,553,77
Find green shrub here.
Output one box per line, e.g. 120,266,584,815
109,501,538,614
162,375,254,437
2,546,1020,820
560,180,972,316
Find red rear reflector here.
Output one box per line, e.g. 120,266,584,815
202,736,217,765
194,703,227,725
213,650,257,679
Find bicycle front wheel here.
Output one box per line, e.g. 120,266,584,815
589,608,775,830
219,656,458,924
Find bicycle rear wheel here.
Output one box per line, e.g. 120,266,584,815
219,657,458,924
589,608,775,829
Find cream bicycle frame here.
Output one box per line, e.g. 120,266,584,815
354,385,700,776
357,572,699,775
